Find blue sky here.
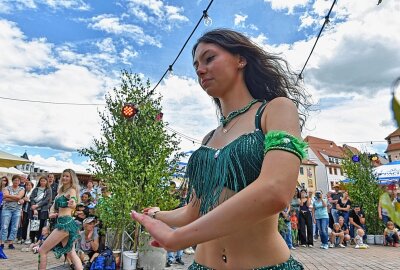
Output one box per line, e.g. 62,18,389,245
0,0,399,172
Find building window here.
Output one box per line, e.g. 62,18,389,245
335,158,339,164
329,167,332,174
340,168,343,175
334,168,338,175
388,155,392,162
299,167,304,175
388,138,391,144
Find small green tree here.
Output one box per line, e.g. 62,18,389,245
80,71,182,252
341,150,384,235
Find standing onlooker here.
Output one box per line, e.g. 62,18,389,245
349,205,366,242
20,181,34,244
81,180,98,203
337,191,351,226
281,206,295,250
0,176,9,230
298,189,313,247
29,176,52,243
0,175,25,249
312,190,329,249
19,175,28,189
47,174,58,203
290,209,299,247
328,184,343,224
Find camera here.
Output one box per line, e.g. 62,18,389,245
315,192,321,199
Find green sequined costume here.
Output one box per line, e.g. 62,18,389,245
185,101,307,269
188,256,303,270
52,195,80,259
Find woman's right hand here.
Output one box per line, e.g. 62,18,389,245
49,212,58,219
143,207,160,217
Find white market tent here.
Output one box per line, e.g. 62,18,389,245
373,160,400,183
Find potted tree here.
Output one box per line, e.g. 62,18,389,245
80,71,182,269
341,150,385,245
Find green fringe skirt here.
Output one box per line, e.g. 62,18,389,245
53,216,80,259
188,255,303,270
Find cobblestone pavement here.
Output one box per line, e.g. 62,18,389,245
1,242,399,270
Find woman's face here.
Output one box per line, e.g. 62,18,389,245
62,172,72,185
193,42,244,98
87,181,93,189
39,178,47,187
12,177,20,186
26,182,33,190
339,218,344,225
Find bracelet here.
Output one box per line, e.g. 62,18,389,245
150,211,160,219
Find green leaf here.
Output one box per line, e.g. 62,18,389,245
391,92,400,127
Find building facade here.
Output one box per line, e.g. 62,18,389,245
305,136,347,193
298,160,318,192
385,128,400,162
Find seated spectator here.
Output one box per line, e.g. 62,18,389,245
74,203,89,230
22,226,49,253
81,192,96,209
338,216,351,245
77,217,100,269
349,205,366,242
384,221,399,247
354,228,369,249
329,223,345,248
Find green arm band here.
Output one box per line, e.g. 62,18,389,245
264,130,308,161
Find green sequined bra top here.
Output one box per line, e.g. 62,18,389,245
54,195,69,211
186,101,268,215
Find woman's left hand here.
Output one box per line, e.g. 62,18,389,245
130,210,181,251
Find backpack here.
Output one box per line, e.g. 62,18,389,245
90,247,116,270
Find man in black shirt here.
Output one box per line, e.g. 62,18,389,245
349,205,366,241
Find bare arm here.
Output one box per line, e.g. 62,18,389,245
153,200,200,228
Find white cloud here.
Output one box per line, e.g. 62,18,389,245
30,154,88,173
157,75,217,151
43,0,90,11
264,0,310,14
126,0,188,29
0,19,112,152
250,0,400,151
0,0,89,13
88,15,162,47
234,13,248,27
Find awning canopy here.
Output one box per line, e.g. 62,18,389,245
0,150,31,167
0,167,24,175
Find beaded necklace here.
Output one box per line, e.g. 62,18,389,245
220,99,258,127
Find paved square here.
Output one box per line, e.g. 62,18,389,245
0,242,399,269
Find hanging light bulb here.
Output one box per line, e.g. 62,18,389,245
167,65,173,78
203,10,212,26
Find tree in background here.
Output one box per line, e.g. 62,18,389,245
341,150,384,235
80,71,182,252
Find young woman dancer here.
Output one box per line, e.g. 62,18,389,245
38,169,82,270
131,29,309,269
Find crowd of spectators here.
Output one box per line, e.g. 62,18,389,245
281,184,400,250
0,175,106,269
